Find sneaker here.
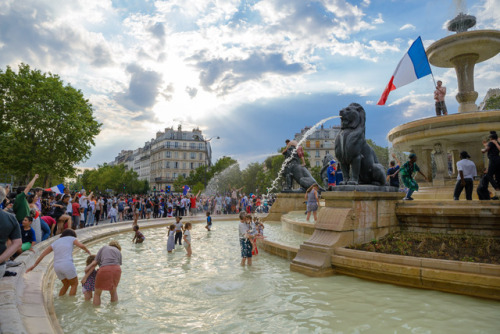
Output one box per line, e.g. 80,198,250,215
407,197,414,200
6,260,21,267
3,271,17,277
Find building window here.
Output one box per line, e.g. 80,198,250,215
173,173,178,178
166,141,171,148
316,161,320,167
183,142,187,148
165,151,171,158
315,141,320,148
174,162,178,169
190,162,194,169
182,162,186,169
306,141,310,148
165,161,170,169
174,151,178,158
315,151,320,157
190,152,196,159
174,142,179,148
183,173,187,178
183,152,187,159
326,150,329,155
199,143,204,150
190,143,195,149
199,153,203,160
182,133,187,139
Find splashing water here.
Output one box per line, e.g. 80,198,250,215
266,115,341,195
203,163,239,196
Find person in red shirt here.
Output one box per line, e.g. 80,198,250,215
71,194,80,230
189,190,201,216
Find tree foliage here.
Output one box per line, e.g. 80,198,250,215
0,63,101,186
80,164,148,194
484,95,500,110
366,139,389,170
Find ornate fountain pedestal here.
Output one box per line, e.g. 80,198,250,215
426,29,500,113
290,190,403,277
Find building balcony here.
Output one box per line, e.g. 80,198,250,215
154,177,175,183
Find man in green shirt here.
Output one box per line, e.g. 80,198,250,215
13,174,39,223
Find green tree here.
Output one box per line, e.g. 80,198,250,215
366,139,389,170
80,164,148,194
0,63,101,186
484,94,500,110
310,166,322,185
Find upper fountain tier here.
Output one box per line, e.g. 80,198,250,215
426,13,500,113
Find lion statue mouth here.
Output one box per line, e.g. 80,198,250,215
334,103,386,186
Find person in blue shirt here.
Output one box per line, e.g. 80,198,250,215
205,211,212,231
326,160,337,190
386,153,401,188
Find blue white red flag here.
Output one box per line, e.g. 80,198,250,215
377,36,432,105
45,183,65,194
182,185,190,195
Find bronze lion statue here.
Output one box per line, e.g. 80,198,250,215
334,103,386,186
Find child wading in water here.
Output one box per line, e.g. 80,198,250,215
167,224,175,252
27,229,91,296
205,211,212,231
238,211,252,266
132,225,145,244
183,222,192,257
81,255,97,301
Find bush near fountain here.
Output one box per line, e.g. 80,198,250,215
348,232,500,264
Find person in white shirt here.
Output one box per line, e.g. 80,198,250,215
454,151,477,200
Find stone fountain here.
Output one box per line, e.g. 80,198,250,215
388,12,500,189
426,13,500,113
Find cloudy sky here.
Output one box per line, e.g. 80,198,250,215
1,0,499,167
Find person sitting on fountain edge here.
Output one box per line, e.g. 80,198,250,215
434,80,447,116
282,139,306,166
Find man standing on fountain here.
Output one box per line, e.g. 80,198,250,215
434,80,448,116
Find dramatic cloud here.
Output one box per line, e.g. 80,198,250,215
192,51,307,95
116,64,163,112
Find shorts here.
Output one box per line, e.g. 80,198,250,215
240,238,252,258
307,203,318,212
147,208,152,213
328,183,336,187
54,262,78,280
95,265,121,291
184,242,191,249
22,242,32,252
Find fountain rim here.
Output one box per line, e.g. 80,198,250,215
387,109,500,146
426,30,500,68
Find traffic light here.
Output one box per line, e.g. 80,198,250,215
123,183,126,190
153,186,156,191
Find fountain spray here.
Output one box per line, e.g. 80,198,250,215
266,115,341,195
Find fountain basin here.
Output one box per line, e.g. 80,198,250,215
52,222,500,333
427,30,500,67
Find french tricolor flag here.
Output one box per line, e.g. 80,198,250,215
377,36,432,105
45,183,65,195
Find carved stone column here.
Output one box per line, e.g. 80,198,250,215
451,53,479,113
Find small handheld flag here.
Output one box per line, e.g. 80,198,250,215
377,36,432,105
45,184,65,195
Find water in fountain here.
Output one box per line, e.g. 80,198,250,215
203,163,240,196
266,115,340,194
